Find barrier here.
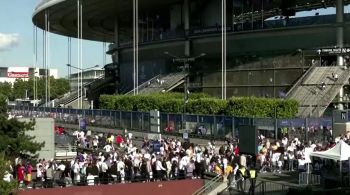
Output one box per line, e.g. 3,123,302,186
299,172,321,185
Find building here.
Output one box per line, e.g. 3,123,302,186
32,0,350,116
69,68,105,90
0,66,58,84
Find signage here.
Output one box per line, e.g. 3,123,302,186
79,118,87,131
7,72,29,78
341,112,347,120
319,48,350,55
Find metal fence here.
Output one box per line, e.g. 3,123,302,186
299,172,321,186
10,106,332,141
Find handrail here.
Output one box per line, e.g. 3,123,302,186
218,177,243,194
125,74,161,95
192,174,223,195
286,60,319,98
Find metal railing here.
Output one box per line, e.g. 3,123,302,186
299,172,321,186
192,174,223,195
254,180,292,195
9,106,333,142
125,74,161,95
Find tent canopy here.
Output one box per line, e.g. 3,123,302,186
310,140,350,161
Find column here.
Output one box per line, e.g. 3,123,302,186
113,17,121,94
183,0,190,56
113,17,120,63
337,0,344,110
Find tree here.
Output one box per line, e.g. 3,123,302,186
0,96,44,159
12,79,30,100
7,77,70,101
0,82,13,100
0,152,18,195
0,97,43,194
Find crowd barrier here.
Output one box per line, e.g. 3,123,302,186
10,106,332,142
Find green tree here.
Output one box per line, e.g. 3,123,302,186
0,97,43,195
0,97,44,159
0,152,18,195
12,79,30,100
0,82,13,100
9,77,70,101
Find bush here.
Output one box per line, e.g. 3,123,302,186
100,93,298,118
186,98,226,115
225,97,298,118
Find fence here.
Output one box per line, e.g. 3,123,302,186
10,106,332,141
299,172,321,186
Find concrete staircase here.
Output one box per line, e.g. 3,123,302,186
127,72,188,94
287,66,350,117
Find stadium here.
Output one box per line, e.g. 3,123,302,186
2,1,348,195
32,0,350,117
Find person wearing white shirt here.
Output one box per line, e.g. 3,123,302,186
282,137,288,147
72,161,80,183
222,157,228,169
117,159,125,183
100,161,108,184
155,158,166,180
92,138,99,149
86,173,95,186
104,144,113,153
3,171,12,182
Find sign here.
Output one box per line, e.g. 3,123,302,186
7,72,29,78
183,132,189,140
341,112,347,120
79,118,87,131
319,48,350,55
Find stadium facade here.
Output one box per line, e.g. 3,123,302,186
33,0,350,116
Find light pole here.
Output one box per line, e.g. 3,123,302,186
164,51,206,129
66,64,99,109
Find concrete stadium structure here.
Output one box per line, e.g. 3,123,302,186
33,0,350,117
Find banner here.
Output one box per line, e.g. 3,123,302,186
7,72,29,78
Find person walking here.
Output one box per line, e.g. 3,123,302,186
248,165,258,195
236,165,248,192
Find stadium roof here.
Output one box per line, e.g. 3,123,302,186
33,0,350,42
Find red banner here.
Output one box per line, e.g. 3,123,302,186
7,72,29,78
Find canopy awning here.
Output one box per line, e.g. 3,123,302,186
310,140,350,161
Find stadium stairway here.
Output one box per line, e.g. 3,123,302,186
126,72,188,95
286,65,350,117
53,75,108,108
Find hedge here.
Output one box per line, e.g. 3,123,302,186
100,93,298,118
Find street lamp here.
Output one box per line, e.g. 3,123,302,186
163,51,206,129
66,64,99,109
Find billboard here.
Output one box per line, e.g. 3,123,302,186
7,67,29,78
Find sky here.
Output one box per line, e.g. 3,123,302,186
0,1,349,78
0,0,109,78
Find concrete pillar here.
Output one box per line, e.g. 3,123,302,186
183,0,190,57
113,17,120,63
336,0,344,110
113,17,120,94
183,0,190,32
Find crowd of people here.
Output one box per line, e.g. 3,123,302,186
4,122,350,193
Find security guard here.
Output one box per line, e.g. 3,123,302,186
236,165,248,192
248,165,258,195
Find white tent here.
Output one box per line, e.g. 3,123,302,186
310,140,350,161
308,140,350,186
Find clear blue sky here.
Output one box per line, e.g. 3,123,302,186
0,1,348,78
0,0,110,78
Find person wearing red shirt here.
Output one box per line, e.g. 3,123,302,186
17,163,25,186
116,134,124,146
234,145,240,156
